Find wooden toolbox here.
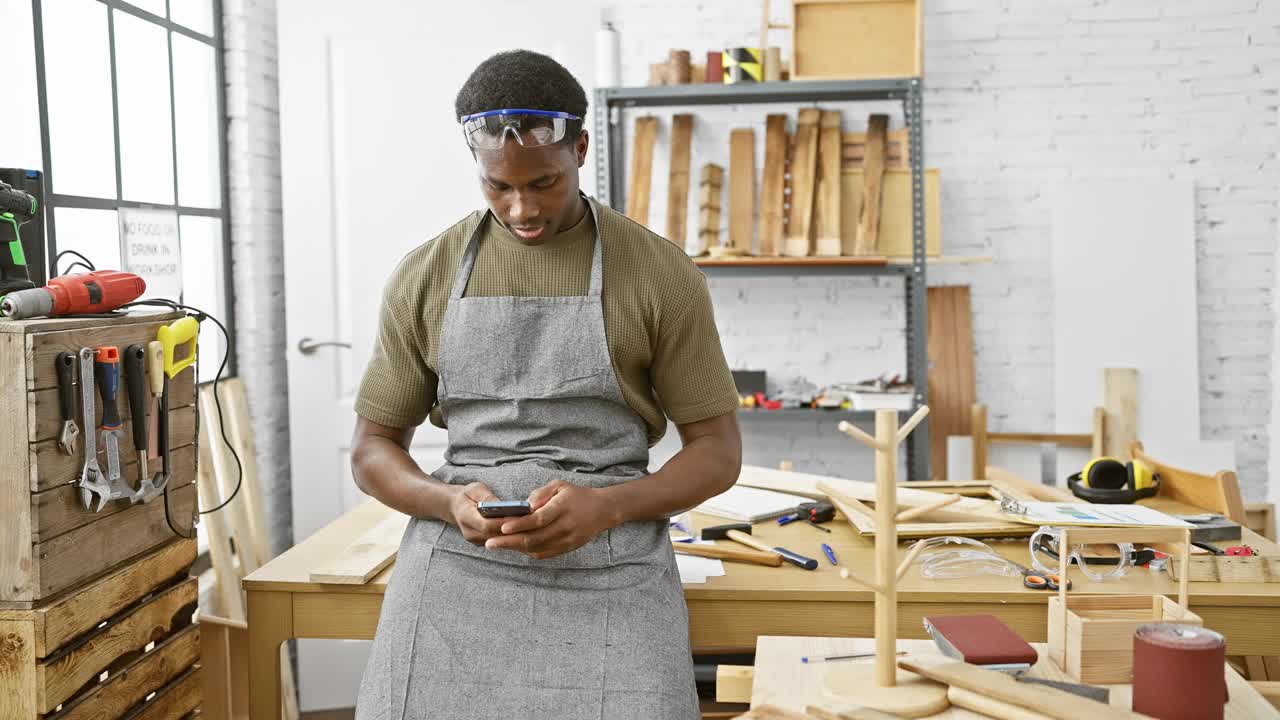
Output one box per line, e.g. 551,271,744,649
0,539,201,718
1,312,198,605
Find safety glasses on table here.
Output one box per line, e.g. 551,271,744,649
1029,526,1133,581
460,109,582,149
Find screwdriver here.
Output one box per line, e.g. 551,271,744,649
124,344,149,492
146,341,163,461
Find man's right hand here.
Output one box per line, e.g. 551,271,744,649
448,482,509,545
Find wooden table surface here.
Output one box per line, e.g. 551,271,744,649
746,636,1277,719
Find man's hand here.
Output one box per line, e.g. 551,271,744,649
447,482,509,546
484,479,620,559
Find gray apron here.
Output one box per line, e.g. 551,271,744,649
355,199,699,720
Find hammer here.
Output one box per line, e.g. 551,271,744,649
702,523,819,570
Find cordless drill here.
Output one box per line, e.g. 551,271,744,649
0,270,146,320
0,180,38,296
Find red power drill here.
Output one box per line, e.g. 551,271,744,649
0,270,146,320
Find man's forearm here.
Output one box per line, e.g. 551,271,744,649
352,434,457,520
603,425,741,525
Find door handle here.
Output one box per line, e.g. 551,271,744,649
297,337,352,355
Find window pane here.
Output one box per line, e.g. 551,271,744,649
172,35,221,208
178,216,225,382
114,10,175,204
53,207,120,272
170,0,214,36
42,0,116,198
123,0,166,17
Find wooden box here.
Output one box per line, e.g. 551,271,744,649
1,312,198,604
1047,594,1203,683
0,539,200,719
792,0,923,81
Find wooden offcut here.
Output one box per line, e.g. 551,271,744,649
842,127,910,169
626,116,658,225
840,168,940,257
310,512,411,584
758,114,788,256
784,109,820,256
668,49,692,83
666,114,694,248
697,163,724,254
791,0,923,80
813,110,843,256
729,128,756,254
1103,368,1138,459
855,114,889,255
926,287,975,480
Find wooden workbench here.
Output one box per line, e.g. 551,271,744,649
243,499,1280,720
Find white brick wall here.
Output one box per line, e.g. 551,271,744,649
227,0,1278,498
222,0,292,555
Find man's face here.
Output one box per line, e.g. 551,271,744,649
474,131,588,244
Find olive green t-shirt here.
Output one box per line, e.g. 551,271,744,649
354,198,740,445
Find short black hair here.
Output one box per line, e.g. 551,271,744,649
455,50,588,121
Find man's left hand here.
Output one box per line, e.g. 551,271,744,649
484,479,620,559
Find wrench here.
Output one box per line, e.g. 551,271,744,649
77,348,113,511
94,347,134,506
54,352,80,456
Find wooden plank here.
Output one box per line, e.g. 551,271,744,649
32,404,197,492
29,370,195,443
309,512,411,584
694,256,887,268
218,379,271,568
32,444,196,543
758,114,787,256
0,310,182,335
842,128,909,169
25,315,183,391
728,128,755,254
0,617,37,718
927,287,975,481
128,665,202,720
32,483,197,599
898,657,1147,720
855,114,888,255
697,164,724,254
201,386,259,577
625,116,658,225
972,404,988,482
1131,441,1246,523
1248,503,1277,542
35,538,195,657
665,114,694,247
715,664,754,704
784,109,820,256
813,110,843,257
840,168,940,257
37,577,197,713
200,621,233,720
0,331,34,603
199,423,245,623
54,623,199,720
989,432,1093,447
1103,368,1138,459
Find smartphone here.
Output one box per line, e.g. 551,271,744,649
477,500,533,518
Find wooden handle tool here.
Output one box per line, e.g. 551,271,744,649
671,541,783,567
726,529,819,570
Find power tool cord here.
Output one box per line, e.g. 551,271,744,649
51,249,97,277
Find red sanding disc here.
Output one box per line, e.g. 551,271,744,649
1132,623,1227,720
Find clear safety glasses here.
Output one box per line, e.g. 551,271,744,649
460,109,582,150
1029,526,1133,581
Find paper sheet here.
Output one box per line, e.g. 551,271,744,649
1008,502,1193,528
674,540,727,584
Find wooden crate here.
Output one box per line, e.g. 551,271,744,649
1047,594,1202,684
0,538,200,719
1,312,198,605
791,0,923,81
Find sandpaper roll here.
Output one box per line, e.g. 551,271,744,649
1132,623,1227,720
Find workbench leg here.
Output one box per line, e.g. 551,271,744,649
248,590,294,720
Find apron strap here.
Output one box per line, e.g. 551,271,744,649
449,194,604,300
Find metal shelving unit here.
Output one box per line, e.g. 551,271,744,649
594,78,929,480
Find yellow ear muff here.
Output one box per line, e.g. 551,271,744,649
1082,457,1128,489
1131,458,1156,490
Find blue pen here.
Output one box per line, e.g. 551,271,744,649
821,543,838,566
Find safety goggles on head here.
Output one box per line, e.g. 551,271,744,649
460,109,582,150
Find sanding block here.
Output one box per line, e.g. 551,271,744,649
923,614,1038,674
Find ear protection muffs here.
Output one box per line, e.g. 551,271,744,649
1067,456,1160,504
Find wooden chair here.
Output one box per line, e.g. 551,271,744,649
970,403,1105,483
1129,441,1245,523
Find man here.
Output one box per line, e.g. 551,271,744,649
350,50,743,720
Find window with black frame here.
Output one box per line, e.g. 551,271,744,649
33,0,232,381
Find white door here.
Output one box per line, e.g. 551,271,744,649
278,2,595,711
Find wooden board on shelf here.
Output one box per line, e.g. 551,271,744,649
694,256,888,268
784,109,820,257
729,128,756,254
759,114,788,256
813,110,843,257
791,0,923,81
841,168,940,257
855,113,888,256
927,287,976,481
626,116,658,225
697,163,724,255
842,128,909,169
666,114,694,248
